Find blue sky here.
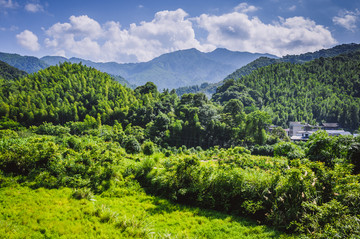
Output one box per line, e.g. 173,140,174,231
0,0,359,63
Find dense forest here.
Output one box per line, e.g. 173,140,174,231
0,62,273,148
1,47,360,238
212,51,360,130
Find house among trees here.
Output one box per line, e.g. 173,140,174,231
289,121,352,141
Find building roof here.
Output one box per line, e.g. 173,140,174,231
326,130,351,136
322,122,339,128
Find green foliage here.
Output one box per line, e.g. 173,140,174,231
0,60,27,80
271,127,290,142
0,117,23,130
142,141,155,155
125,136,141,154
72,187,94,200
213,51,360,130
0,62,139,127
250,145,274,156
32,122,70,136
274,142,305,160
305,131,355,169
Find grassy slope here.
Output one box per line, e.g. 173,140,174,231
0,185,294,238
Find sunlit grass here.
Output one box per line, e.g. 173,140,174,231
0,184,296,238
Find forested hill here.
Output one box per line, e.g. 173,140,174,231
0,62,278,148
177,43,360,96
0,60,27,80
0,52,49,73
224,43,360,82
212,51,360,130
0,62,139,126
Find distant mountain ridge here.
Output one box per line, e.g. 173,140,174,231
176,43,360,96
41,48,277,90
1,43,359,92
0,52,48,73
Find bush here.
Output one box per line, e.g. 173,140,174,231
142,141,155,155
274,142,305,160
125,136,141,154
250,144,274,156
232,146,251,155
33,122,70,136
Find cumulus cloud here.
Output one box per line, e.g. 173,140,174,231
234,3,258,13
43,6,337,62
25,3,44,13
44,10,213,62
196,12,336,56
16,30,40,51
333,10,359,32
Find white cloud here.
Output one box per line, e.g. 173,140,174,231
44,10,214,62
234,3,258,13
25,3,44,13
196,12,336,56
333,10,359,32
16,30,40,51
43,6,337,62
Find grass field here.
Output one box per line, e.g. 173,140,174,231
0,184,295,238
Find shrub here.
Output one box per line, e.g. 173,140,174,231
34,122,70,136
125,136,141,154
274,142,305,160
232,146,251,155
142,141,155,155
250,144,274,156
72,187,94,200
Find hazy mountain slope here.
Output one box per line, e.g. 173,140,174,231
0,60,27,80
224,43,360,82
177,43,360,97
0,52,49,73
42,48,277,89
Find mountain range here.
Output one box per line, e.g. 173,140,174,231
0,49,276,90
175,43,360,96
1,43,360,92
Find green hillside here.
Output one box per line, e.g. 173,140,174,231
0,62,138,126
0,60,27,80
178,43,360,97
212,51,360,130
224,43,360,83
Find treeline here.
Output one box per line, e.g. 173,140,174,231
0,62,276,149
213,52,360,130
1,54,360,151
